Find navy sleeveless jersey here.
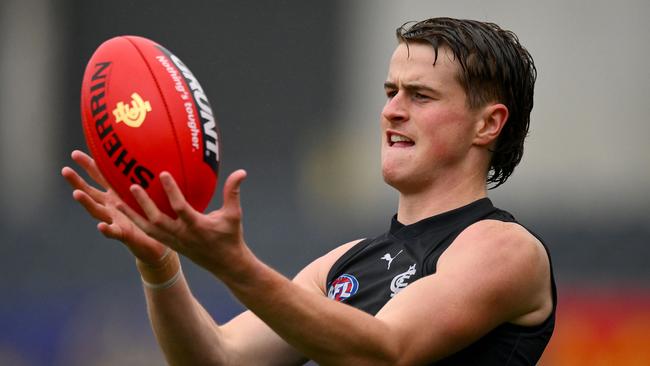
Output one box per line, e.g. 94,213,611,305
326,198,556,365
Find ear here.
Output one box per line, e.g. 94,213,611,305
473,103,509,147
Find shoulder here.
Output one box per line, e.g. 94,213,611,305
443,219,546,269
292,239,365,296
438,219,552,324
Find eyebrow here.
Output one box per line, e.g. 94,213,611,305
383,81,442,96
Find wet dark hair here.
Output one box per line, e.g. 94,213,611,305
396,17,536,188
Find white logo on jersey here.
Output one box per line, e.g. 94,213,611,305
380,249,403,270
390,264,417,297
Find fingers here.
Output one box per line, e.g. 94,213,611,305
129,184,172,225
115,196,163,239
222,169,247,218
98,219,170,264
160,172,197,223
97,221,124,241
72,189,113,223
61,166,105,203
118,169,247,245
70,150,110,189
123,184,178,242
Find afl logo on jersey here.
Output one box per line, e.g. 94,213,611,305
327,274,359,302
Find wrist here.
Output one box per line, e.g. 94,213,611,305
211,244,262,285
136,248,182,290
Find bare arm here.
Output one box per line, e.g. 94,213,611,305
208,223,550,365
121,169,553,365
62,150,312,365
140,237,361,365
141,268,308,366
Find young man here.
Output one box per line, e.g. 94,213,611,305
63,17,555,365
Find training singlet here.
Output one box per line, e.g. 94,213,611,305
326,198,556,365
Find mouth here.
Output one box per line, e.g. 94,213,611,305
387,131,415,147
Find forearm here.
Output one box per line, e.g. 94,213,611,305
138,253,230,365
116,169,400,364
216,251,400,366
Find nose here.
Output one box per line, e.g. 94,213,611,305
381,91,408,124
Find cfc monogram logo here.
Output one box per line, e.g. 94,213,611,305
390,264,416,298
113,92,152,128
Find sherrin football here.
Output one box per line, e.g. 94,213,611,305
80,36,220,217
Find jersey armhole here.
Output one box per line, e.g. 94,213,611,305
325,238,373,286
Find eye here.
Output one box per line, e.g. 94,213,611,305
385,89,397,99
413,92,430,101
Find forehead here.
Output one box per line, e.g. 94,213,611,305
386,42,461,87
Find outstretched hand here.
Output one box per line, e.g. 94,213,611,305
61,150,168,265
117,168,250,277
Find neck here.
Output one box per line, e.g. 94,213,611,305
396,169,488,225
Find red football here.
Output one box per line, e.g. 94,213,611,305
80,36,220,217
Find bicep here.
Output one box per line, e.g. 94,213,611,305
374,222,550,364
374,269,509,363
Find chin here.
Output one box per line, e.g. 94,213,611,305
383,164,434,194
382,166,406,190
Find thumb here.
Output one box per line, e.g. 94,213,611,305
222,169,247,217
